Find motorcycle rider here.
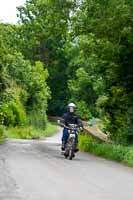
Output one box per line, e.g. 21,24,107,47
61,103,83,152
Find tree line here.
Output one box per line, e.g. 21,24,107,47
0,0,133,144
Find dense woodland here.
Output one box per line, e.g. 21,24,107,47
0,0,133,144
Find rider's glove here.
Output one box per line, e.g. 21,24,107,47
79,127,84,132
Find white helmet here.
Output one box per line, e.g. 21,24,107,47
68,102,76,108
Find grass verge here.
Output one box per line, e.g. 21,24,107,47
44,122,59,137
6,122,58,140
79,133,133,167
0,126,6,144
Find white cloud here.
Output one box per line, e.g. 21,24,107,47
0,0,26,24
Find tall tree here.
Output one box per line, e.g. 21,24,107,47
0,23,50,128
68,0,133,143
17,0,76,115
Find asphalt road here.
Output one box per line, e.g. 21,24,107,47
0,130,133,200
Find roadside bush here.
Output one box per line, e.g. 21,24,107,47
7,127,41,139
0,125,5,144
79,134,133,167
124,148,133,167
27,110,47,130
0,101,26,127
9,101,26,126
7,122,58,139
76,101,92,120
78,134,94,151
91,143,128,161
0,103,15,126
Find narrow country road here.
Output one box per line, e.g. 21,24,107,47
0,129,133,200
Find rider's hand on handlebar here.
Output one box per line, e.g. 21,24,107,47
64,125,69,128
79,127,84,132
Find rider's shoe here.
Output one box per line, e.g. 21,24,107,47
73,153,75,158
61,147,65,151
61,142,65,151
74,144,79,152
74,148,79,153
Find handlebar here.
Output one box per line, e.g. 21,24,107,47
57,120,83,132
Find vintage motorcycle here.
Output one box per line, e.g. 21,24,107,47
60,123,81,160
63,124,80,160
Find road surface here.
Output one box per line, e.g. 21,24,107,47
0,129,133,200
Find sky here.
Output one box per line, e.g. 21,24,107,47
0,0,26,24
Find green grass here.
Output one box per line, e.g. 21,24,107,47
6,122,58,140
0,125,6,144
44,122,59,137
79,133,133,168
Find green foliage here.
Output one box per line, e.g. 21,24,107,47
67,0,133,143
9,101,26,126
28,110,47,130
7,127,42,139
68,67,97,119
0,100,26,127
0,22,50,129
76,101,92,120
16,0,76,115
0,103,15,126
7,122,58,139
44,122,59,137
5,53,50,111
78,134,94,151
79,134,133,167
0,0,133,145
126,105,133,144
0,125,5,144
124,149,133,167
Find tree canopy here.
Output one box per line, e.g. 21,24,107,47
0,0,133,144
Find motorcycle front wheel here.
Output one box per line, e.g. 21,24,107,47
69,149,74,160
